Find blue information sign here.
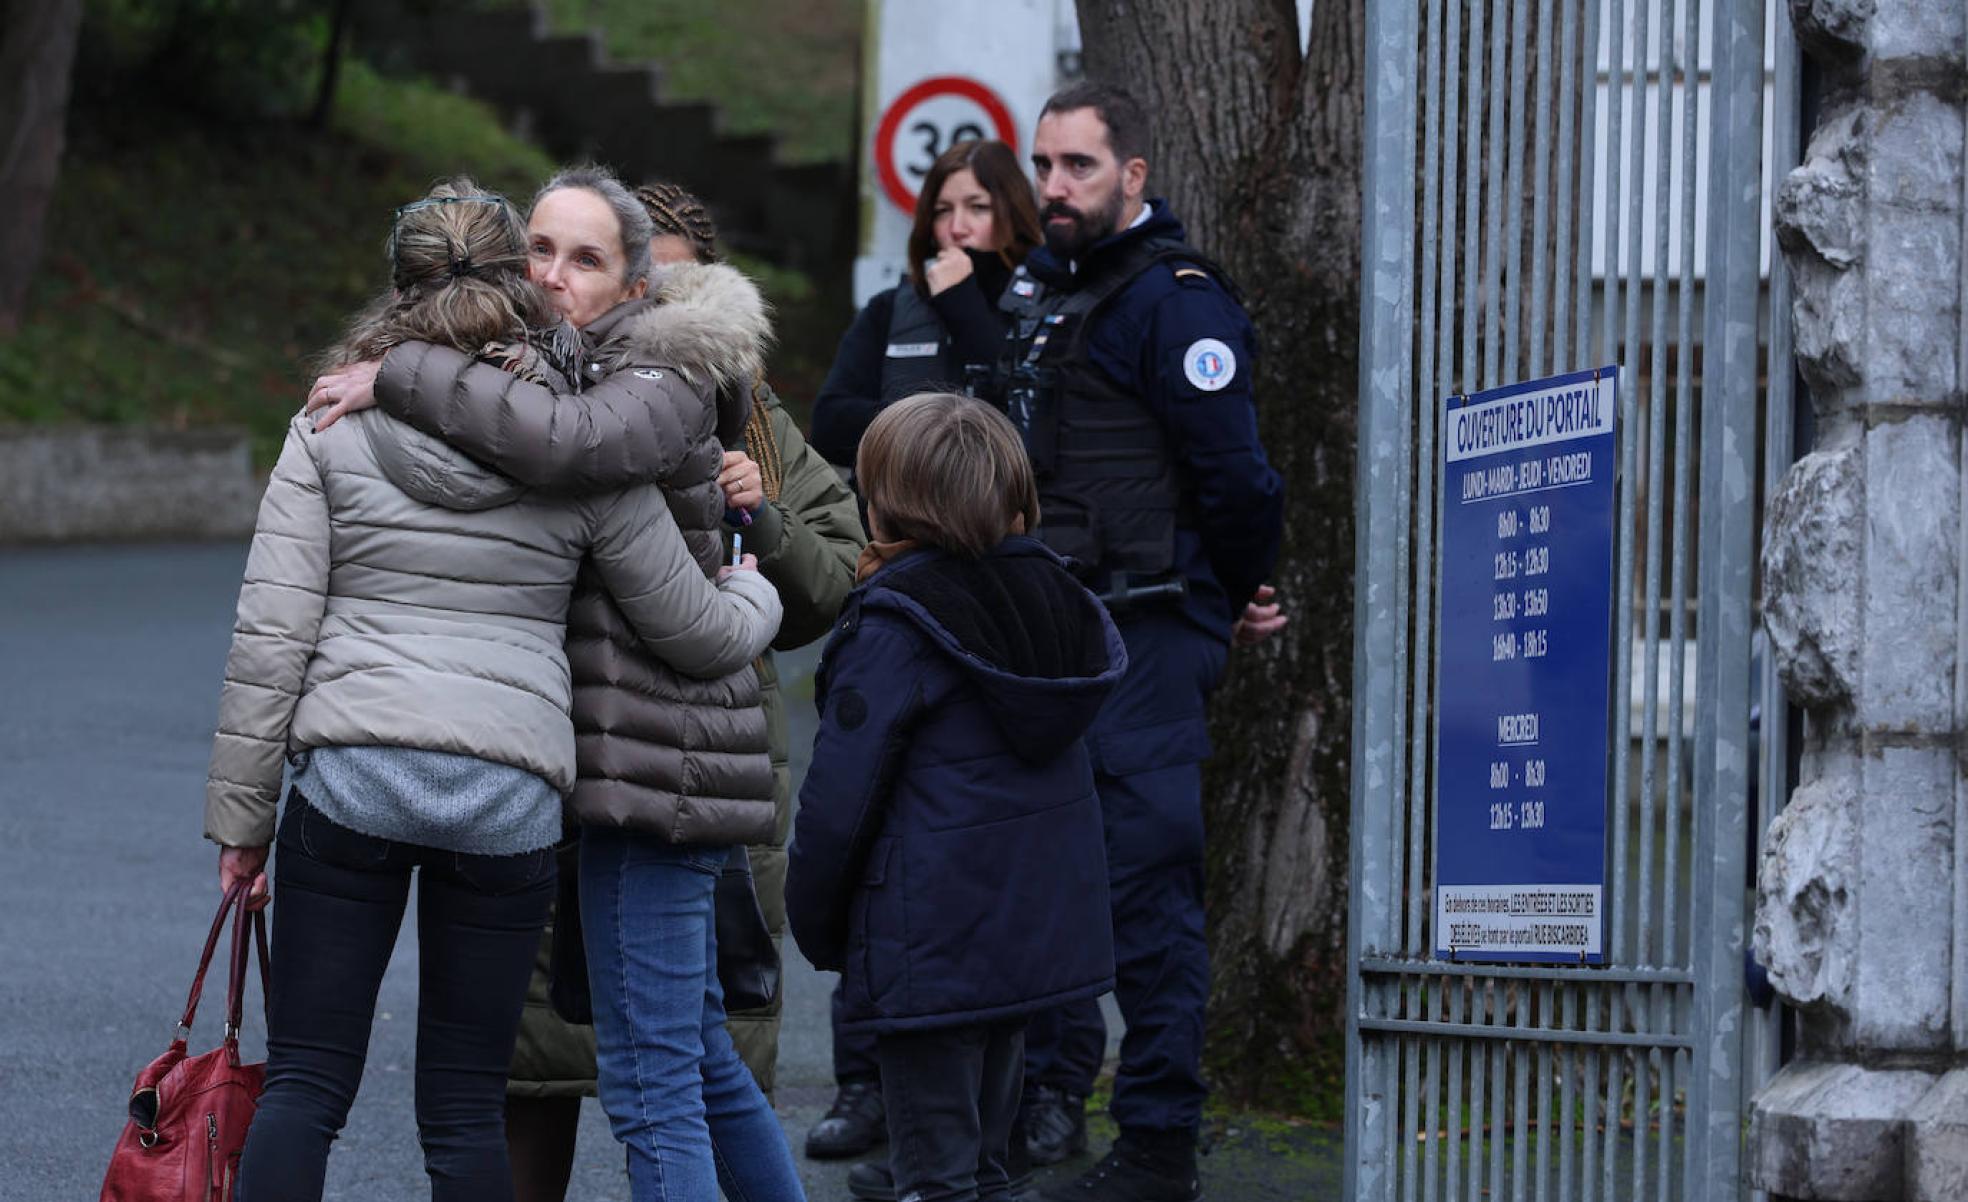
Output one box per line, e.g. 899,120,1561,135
1435,367,1618,963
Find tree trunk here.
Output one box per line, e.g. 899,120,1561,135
309,0,355,131
0,0,83,336
1075,0,1366,1114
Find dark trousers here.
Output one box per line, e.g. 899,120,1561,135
877,1021,1026,1202
237,792,555,1202
1020,613,1223,1135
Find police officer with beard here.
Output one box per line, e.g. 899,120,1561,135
1006,82,1283,1202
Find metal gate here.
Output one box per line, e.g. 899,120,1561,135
1347,0,1800,1199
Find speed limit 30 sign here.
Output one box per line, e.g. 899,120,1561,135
873,76,1019,215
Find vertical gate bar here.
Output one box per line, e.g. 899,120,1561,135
1573,0,1603,365
1601,0,1629,374
1404,1029,1422,1202
1392,1032,1409,1197
1582,990,1601,1202
1464,0,1490,396
1635,0,1666,981
1476,983,1495,1200
1490,1019,1506,1201
1511,989,1531,1202
1347,1,1417,1193
1752,14,1800,1189
1425,1012,1443,1202
1552,0,1582,373
1405,0,1447,1185
1411,0,1446,968
1603,0,1636,975
1429,0,1465,974
1621,0,1650,380
1447,981,1467,1202
1647,0,1681,967
1689,0,1761,1193
1664,0,1700,981
1660,1041,1684,1202
1535,983,1553,1202
1653,1046,1672,1202
1502,0,1532,385
1629,1013,1652,1202
1599,1000,1623,1202
1484,0,1510,388
1527,983,1542,1196
1391,0,1417,958
1558,984,1577,1202
1529,0,1558,377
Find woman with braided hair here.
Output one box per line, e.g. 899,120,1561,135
207,177,782,1201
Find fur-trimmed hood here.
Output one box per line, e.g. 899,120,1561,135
585,261,773,447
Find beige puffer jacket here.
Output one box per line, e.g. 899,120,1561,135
373,263,788,845
204,408,782,849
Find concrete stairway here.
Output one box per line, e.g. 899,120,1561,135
352,2,853,276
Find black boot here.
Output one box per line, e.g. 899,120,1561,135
1020,1085,1089,1165
845,1136,1033,1200
1039,1127,1201,1202
805,1079,888,1160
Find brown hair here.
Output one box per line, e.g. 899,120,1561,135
324,177,552,367
905,140,1043,296
636,180,720,264
856,392,1040,557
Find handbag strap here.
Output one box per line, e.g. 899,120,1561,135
223,887,271,1049
178,881,248,1035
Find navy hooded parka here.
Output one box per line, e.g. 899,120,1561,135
787,536,1126,1035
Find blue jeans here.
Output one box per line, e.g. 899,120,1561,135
579,827,805,1202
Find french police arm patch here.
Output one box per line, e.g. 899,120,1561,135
1182,338,1237,392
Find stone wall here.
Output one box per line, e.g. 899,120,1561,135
1749,0,1968,1198
0,426,259,543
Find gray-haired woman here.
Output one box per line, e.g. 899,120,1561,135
210,177,781,1202
307,165,806,1202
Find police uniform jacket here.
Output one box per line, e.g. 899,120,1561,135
1015,201,1285,638
809,252,1015,468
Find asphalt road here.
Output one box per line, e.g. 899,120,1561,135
0,542,1325,1201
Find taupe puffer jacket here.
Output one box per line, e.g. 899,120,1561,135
205,408,782,849
374,262,784,844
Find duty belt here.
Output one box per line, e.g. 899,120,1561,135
1093,571,1187,613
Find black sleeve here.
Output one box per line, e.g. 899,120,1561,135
808,290,896,469
926,275,1008,372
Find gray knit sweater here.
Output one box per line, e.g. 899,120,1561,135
292,745,561,856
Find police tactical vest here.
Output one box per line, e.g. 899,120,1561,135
996,236,1215,584
878,285,955,406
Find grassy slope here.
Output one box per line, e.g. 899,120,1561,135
2,3,862,465
531,0,861,164
0,60,555,465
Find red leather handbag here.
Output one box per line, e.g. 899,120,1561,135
100,880,269,1201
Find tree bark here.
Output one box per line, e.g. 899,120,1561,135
1075,0,1366,1113
0,0,83,336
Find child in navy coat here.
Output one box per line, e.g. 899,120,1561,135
788,392,1125,1202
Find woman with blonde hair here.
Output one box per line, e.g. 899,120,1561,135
305,165,810,1200
209,177,781,1201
